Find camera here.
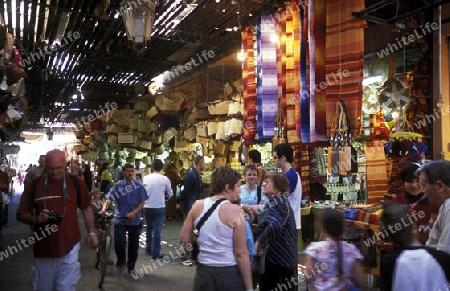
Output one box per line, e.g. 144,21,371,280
47,211,63,225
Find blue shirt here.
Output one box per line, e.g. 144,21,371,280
106,179,148,225
285,168,299,195
239,184,268,205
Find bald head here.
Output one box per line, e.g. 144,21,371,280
46,149,66,180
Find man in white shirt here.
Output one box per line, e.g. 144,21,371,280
142,159,173,260
133,159,145,184
418,160,450,253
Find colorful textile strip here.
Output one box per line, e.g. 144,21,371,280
242,27,257,146
325,0,367,139
311,0,327,141
366,145,388,203
257,15,278,142
299,1,309,143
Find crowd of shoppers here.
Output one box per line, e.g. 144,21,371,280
10,145,450,291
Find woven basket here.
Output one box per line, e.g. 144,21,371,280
301,205,312,216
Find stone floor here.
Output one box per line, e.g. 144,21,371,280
0,184,378,291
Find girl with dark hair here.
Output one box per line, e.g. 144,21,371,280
305,208,364,290
389,163,439,244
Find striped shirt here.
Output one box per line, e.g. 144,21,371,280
258,194,298,268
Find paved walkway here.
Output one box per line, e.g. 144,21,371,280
0,186,198,291
0,185,322,291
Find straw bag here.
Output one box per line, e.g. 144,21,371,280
224,118,243,137
133,102,149,113
139,140,152,150
196,122,208,138
228,101,243,116
150,131,162,144
111,105,132,127
138,116,156,133
215,122,225,140
130,116,138,131
208,100,228,115
147,106,159,119
193,102,209,119
207,121,218,137
184,127,197,142
118,133,135,144
174,137,189,153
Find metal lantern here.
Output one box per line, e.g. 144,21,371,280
46,129,54,141
120,0,157,50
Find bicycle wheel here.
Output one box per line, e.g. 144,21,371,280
98,235,111,288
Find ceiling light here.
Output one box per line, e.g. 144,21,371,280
231,0,237,4
216,0,220,2
226,28,232,32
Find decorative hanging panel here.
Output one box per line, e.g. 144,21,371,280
256,15,278,142
242,27,257,146
325,0,367,138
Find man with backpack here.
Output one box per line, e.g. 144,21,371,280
16,149,97,291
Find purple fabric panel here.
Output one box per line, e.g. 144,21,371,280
257,15,278,141
300,4,310,143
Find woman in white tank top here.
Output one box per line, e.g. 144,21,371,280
179,166,254,291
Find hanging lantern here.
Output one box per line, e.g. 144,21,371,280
46,129,54,141
120,0,158,52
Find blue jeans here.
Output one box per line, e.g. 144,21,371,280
114,223,142,271
144,207,165,259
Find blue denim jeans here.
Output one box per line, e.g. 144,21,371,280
144,207,165,259
113,223,142,271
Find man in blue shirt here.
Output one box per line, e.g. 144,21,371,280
99,163,148,276
272,144,303,248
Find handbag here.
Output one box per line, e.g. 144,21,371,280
192,198,226,262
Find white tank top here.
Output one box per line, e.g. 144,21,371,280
195,198,237,267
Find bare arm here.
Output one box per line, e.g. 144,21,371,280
82,205,98,246
99,199,112,215
179,209,195,245
126,200,145,221
351,259,365,288
227,205,253,290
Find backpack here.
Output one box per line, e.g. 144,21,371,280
29,174,81,207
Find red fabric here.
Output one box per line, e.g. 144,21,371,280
242,27,257,146
16,173,91,258
325,0,367,138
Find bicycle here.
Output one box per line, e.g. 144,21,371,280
94,212,114,288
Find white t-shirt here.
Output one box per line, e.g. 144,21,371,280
392,249,449,290
142,173,172,208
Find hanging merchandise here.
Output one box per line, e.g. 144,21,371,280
272,97,286,149
242,26,257,146
110,105,132,127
